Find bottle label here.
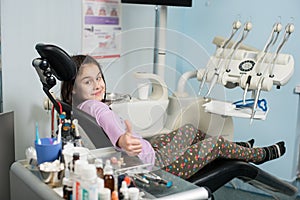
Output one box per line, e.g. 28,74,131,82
82,188,89,200
75,181,80,200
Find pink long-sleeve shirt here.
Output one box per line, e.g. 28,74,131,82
78,99,156,165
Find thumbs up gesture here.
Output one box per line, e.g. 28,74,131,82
117,120,142,156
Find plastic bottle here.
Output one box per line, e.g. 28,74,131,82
119,181,129,200
103,160,115,193
72,159,88,200
72,119,82,147
95,158,104,179
80,164,98,200
62,168,73,200
98,188,111,200
96,176,104,191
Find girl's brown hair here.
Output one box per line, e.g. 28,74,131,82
60,55,106,106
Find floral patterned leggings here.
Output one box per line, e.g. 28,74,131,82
149,124,265,179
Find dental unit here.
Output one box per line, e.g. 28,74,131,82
197,20,294,121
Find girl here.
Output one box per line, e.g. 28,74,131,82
61,55,285,179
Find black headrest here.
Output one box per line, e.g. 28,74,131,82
35,43,77,81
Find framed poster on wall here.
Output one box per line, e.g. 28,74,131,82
82,0,121,60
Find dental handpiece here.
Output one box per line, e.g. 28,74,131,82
199,20,241,96
250,78,263,123
204,21,252,98
225,21,252,72
142,173,173,188
269,23,294,77
256,22,282,75
263,22,282,53
242,75,252,104
222,20,242,48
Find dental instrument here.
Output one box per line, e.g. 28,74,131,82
269,23,294,77
204,21,252,98
142,172,173,188
250,77,262,123
197,20,294,121
250,23,294,122
255,22,282,76
224,21,253,73
198,20,242,96
242,75,252,105
242,22,282,105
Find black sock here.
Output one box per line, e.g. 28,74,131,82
236,139,255,148
256,141,286,164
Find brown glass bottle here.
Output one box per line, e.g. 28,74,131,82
72,152,80,172
103,160,114,193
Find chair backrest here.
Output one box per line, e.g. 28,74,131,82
73,107,113,148
59,101,113,149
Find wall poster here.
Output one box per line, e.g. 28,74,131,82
82,0,121,60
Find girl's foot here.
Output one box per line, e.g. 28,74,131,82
255,141,286,164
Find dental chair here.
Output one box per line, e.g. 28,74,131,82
32,43,298,198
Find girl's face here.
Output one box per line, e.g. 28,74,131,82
72,63,106,103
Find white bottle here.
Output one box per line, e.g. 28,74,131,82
80,164,98,200
98,188,111,200
120,180,129,200
72,159,88,200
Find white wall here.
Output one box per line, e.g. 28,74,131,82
1,1,156,160
1,0,82,160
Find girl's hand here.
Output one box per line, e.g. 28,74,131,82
117,120,142,156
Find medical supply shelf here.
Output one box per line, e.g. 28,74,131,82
10,148,211,200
